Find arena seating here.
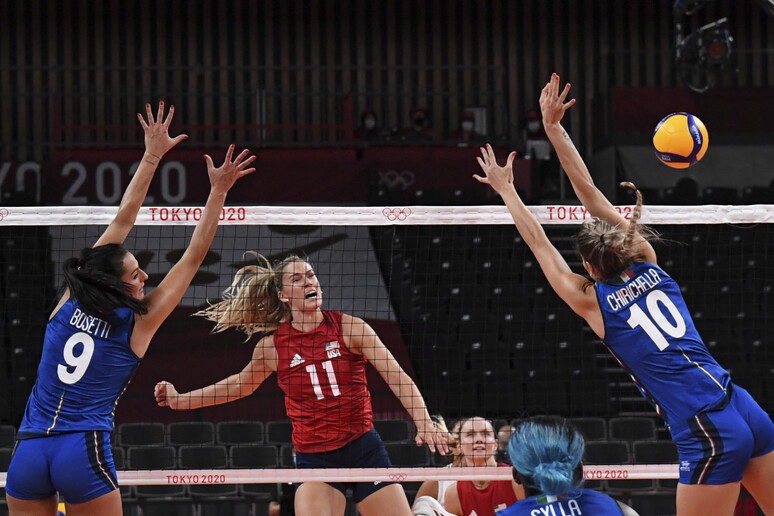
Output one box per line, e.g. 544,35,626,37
217,421,265,446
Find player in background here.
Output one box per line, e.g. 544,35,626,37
498,416,638,516
473,73,774,516
154,253,450,516
5,102,256,516
442,416,522,516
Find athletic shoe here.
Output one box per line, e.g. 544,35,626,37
412,496,454,516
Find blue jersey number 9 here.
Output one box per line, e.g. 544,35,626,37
57,332,95,384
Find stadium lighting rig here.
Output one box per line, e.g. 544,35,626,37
673,1,735,93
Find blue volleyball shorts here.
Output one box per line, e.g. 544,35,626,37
670,384,774,484
5,431,119,504
294,428,396,503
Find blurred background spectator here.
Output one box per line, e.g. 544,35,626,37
354,109,392,142
402,106,437,142
450,110,485,146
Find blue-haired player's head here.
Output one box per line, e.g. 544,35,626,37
508,416,585,497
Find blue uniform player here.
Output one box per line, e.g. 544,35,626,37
19,302,139,439
475,73,774,516
596,261,731,427
5,102,257,516
500,417,638,516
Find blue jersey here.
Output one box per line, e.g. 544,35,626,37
595,261,730,425
18,298,140,438
499,489,623,516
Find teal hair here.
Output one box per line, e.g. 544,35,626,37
508,416,585,496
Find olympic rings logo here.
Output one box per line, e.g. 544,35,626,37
389,473,408,481
0,208,9,221
382,208,412,221
379,169,415,190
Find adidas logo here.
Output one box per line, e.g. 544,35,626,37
290,354,305,368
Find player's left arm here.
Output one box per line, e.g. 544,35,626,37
342,313,449,454
442,482,463,516
132,146,256,356
539,76,657,265
96,102,187,247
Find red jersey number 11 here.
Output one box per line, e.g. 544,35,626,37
305,361,341,399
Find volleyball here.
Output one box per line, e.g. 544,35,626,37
652,112,709,169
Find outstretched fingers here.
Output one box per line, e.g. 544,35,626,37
549,74,576,112
225,147,257,173
156,101,165,125
221,143,236,166
233,148,251,164
505,149,516,168
558,81,571,102
146,102,155,125
162,104,175,128
236,154,258,177
473,147,491,183
209,145,259,183
551,73,561,97
137,109,150,130
485,143,499,164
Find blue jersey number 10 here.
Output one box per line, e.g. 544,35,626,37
626,290,687,351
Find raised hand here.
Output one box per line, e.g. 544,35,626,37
539,73,576,128
203,144,258,196
473,144,516,196
137,101,189,159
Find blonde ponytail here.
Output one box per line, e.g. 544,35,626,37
194,252,291,339
620,181,643,252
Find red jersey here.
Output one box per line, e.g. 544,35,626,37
274,310,373,452
458,467,518,516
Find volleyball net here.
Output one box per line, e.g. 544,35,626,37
1,204,772,496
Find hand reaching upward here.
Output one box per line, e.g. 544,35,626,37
137,101,189,159
473,144,517,197
204,144,257,196
539,73,576,129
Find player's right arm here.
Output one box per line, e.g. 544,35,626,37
474,145,602,334
154,334,277,410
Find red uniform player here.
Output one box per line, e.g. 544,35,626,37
156,254,449,516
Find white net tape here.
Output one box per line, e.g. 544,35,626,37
1,204,773,226
0,465,678,487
